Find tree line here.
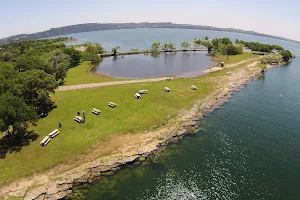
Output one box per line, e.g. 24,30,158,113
148,37,243,56
0,38,83,137
236,40,284,53
236,40,294,62
146,37,293,62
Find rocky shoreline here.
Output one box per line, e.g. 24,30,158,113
1,61,278,200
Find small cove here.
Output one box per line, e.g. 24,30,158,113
92,51,217,78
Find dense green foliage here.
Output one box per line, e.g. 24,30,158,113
0,38,80,136
238,40,293,62
200,40,214,51
82,42,104,64
280,50,293,62
194,37,242,55
161,43,176,51
181,41,191,50
238,40,285,53
150,42,161,54
151,42,160,50
112,46,120,56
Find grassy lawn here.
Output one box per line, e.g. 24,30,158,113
211,52,260,64
64,61,123,86
0,53,259,186
0,77,214,185
206,60,257,78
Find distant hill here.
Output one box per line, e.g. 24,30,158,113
1,22,299,45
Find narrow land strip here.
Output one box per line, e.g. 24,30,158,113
57,77,170,91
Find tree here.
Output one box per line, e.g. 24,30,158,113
151,42,160,50
272,45,284,51
161,43,169,51
0,93,37,135
82,43,101,65
94,43,104,54
193,43,199,50
222,44,243,55
167,43,176,51
194,38,202,45
281,50,293,62
63,47,81,67
0,52,13,62
235,39,240,44
221,38,232,45
240,41,281,53
0,63,19,95
205,36,209,40
200,40,214,52
0,37,82,139
162,43,176,51
46,50,71,81
15,55,45,72
18,69,58,109
181,41,191,50
112,46,120,56
35,90,54,117
151,42,161,54
212,38,221,48
212,38,232,48
206,42,214,52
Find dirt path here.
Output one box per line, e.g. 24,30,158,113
57,77,170,91
202,57,260,75
58,57,260,92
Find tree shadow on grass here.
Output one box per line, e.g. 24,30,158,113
37,101,57,119
0,130,39,159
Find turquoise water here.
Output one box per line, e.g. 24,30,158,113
94,52,216,78
64,29,300,200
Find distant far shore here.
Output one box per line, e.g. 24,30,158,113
1,22,300,45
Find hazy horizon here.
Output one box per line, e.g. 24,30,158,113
1,0,299,41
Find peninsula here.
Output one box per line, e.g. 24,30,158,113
0,37,294,199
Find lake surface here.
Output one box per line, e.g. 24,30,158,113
63,29,300,199
93,52,216,78
64,28,300,54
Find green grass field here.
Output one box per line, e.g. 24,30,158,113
0,77,214,185
0,53,259,186
211,52,259,64
64,61,122,86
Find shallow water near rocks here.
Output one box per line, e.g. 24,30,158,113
64,29,300,200
92,52,216,78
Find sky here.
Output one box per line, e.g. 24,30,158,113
1,0,300,41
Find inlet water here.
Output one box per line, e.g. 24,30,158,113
92,52,216,78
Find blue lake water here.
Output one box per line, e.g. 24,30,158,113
65,28,300,55
62,29,300,200
93,52,217,78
